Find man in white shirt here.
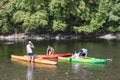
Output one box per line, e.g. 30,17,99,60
26,41,35,62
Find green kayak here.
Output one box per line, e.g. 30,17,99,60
58,57,107,64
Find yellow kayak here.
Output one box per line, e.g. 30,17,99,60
11,55,57,65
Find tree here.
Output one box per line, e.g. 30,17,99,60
0,0,48,34
0,0,119,34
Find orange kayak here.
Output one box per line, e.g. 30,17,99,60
38,53,72,59
11,55,57,65
11,58,57,68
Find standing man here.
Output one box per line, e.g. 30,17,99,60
26,41,35,62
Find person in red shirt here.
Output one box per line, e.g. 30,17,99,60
46,45,54,55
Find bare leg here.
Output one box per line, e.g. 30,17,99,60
28,56,32,62
49,51,52,55
31,56,35,62
28,56,30,62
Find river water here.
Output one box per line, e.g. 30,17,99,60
0,39,120,80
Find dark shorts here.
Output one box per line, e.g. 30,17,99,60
28,53,37,57
28,53,34,56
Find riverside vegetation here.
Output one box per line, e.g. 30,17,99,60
0,0,120,40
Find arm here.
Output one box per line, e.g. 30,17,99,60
71,53,75,58
52,48,55,54
30,43,34,48
46,47,49,55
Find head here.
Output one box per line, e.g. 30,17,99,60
48,45,51,48
28,41,32,44
75,50,79,53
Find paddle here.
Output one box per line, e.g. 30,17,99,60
69,57,72,62
107,58,112,61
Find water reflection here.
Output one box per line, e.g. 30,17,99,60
71,63,106,73
72,64,88,80
72,64,81,73
27,62,34,80
71,63,107,80
0,39,118,80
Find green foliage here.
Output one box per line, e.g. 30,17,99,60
73,25,92,33
105,0,120,32
0,19,12,33
0,0,120,34
87,0,108,32
52,20,67,32
0,20,2,26
107,26,120,32
12,10,29,23
22,11,48,32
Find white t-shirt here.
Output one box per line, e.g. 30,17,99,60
74,53,80,59
72,52,80,59
26,44,32,53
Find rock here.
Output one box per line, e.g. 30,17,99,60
98,34,117,40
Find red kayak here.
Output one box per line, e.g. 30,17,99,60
38,53,72,59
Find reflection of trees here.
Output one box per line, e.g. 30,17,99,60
53,40,78,53
26,62,34,80
0,42,25,56
0,43,9,55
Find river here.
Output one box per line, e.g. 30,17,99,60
0,39,120,80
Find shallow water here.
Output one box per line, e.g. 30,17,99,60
0,39,120,80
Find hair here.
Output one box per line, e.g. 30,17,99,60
79,50,83,53
75,50,79,53
28,41,32,44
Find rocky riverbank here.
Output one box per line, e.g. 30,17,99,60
0,33,120,41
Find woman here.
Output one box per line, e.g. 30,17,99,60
46,45,54,55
